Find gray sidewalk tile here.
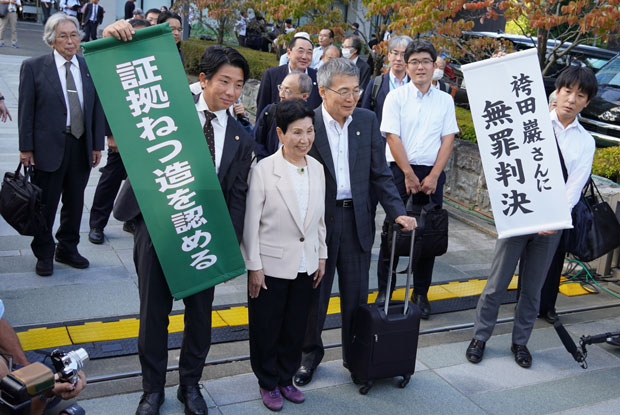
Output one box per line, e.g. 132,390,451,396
550,397,620,415
435,345,620,396
470,367,620,415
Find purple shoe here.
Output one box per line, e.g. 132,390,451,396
260,388,283,411
278,385,305,403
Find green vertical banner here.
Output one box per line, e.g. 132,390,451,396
82,24,245,299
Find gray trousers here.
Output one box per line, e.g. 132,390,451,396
473,232,562,345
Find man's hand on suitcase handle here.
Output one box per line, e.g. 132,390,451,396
248,269,267,299
395,216,417,231
313,259,326,289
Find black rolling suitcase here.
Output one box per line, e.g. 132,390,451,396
349,226,421,394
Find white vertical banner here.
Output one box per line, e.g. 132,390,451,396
462,48,572,239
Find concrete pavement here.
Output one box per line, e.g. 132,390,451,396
1,20,620,414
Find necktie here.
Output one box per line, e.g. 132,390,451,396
92,5,97,21
65,61,84,139
203,110,217,167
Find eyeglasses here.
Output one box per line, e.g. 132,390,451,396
325,87,360,99
389,50,405,59
407,58,434,67
56,33,80,41
277,84,296,96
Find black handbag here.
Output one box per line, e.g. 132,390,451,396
0,3,8,18
0,163,48,236
382,195,449,260
563,178,620,262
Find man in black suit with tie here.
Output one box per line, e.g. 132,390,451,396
81,0,104,42
18,13,104,277
113,45,253,415
294,58,416,386
342,35,371,98
255,34,322,116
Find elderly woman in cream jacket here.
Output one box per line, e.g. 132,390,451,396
242,99,326,412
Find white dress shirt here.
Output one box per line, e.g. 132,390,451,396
60,0,80,16
196,94,228,174
388,70,408,91
7,0,21,12
312,46,325,68
286,159,310,272
321,104,353,199
551,109,595,210
89,3,99,21
53,50,84,128
381,82,458,166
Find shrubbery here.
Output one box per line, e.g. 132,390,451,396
181,39,278,81
455,106,477,143
592,145,620,181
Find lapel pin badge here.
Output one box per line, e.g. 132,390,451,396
235,136,240,141
356,131,360,136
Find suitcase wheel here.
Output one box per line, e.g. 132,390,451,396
359,381,373,395
351,374,362,385
399,374,411,388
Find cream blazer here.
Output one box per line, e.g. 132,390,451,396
242,148,327,279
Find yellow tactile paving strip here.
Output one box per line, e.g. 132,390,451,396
17,275,586,351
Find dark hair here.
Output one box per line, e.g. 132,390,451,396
289,36,313,50
555,66,598,101
345,35,362,54
404,40,437,64
322,28,334,39
199,45,250,82
128,18,150,28
157,10,181,25
274,99,314,134
352,22,359,29
285,18,292,25
145,8,161,18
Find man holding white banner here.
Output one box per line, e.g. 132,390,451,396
466,65,597,368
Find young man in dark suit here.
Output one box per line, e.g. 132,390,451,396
81,0,104,42
294,58,416,386
18,13,105,277
342,35,371,98
255,34,322,116
113,45,253,415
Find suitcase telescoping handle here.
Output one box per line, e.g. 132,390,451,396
384,224,415,316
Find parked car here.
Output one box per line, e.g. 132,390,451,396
445,31,618,109
579,54,620,146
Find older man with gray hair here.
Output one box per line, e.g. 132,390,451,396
361,35,413,126
18,13,104,277
294,58,416,386
254,71,313,161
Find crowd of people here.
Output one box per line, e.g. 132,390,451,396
1,8,599,415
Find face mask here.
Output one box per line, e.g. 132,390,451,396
432,68,444,81
342,48,354,59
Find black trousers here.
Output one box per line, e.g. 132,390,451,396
134,216,214,392
517,238,566,314
301,206,370,369
82,21,98,42
249,273,313,390
41,3,52,24
31,133,90,259
377,164,445,296
89,150,127,230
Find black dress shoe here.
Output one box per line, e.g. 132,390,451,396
465,339,486,363
293,366,315,386
35,258,53,277
411,293,431,319
511,343,532,368
375,290,387,304
88,227,104,244
177,384,208,415
123,221,136,234
135,391,164,415
540,309,558,324
55,250,90,269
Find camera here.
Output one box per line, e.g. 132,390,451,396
0,348,88,415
